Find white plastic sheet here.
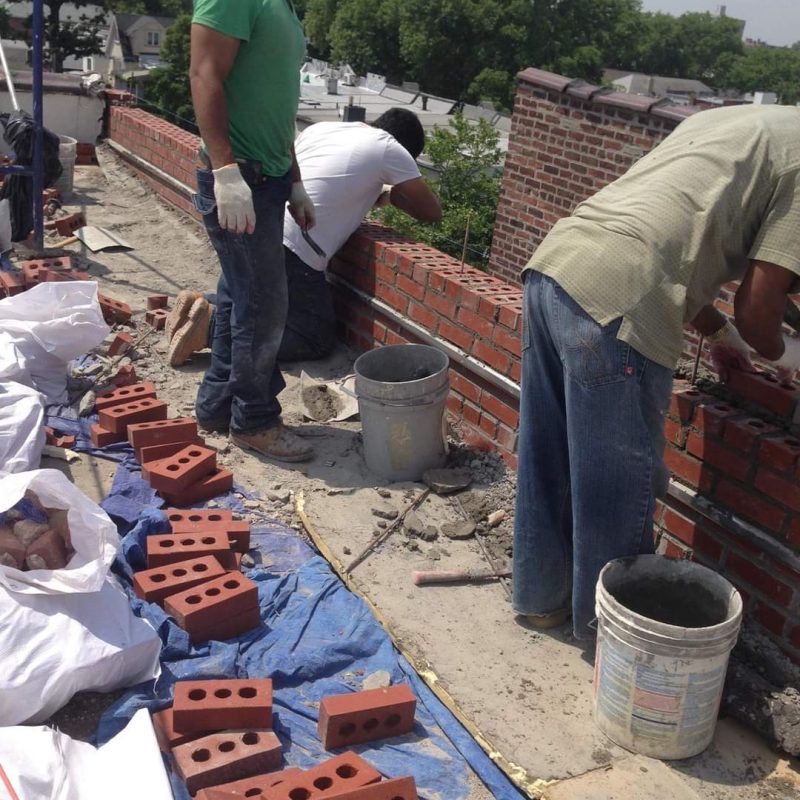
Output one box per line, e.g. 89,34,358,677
0,281,109,403
0,469,120,594
0,577,161,725
0,708,172,800
0,381,45,475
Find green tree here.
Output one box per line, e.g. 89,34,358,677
110,1,192,14
146,12,194,127
723,46,800,104
304,0,339,59
32,1,107,72
374,114,502,269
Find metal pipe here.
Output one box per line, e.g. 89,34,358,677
31,0,44,249
0,38,20,111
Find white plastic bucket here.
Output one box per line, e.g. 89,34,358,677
354,344,449,482
594,555,742,760
53,135,77,198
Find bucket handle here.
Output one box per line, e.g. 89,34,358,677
349,383,450,408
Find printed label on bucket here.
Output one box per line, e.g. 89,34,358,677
595,634,727,753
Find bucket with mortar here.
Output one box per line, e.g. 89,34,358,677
353,344,449,482
594,554,742,759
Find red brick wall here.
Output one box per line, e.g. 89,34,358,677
657,381,800,662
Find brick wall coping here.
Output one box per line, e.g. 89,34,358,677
517,67,702,122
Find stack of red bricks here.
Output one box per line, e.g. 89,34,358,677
151,678,418,798
657,370,800,663
134,508,255,642
91,381,233,505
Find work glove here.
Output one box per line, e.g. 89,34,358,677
212,163,255,235
707,320,753,383
288,181,316,230
773,335,800,383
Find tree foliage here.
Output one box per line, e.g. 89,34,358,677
374,114,502,269
110,0,192,14
31,1,107,72
145,12,194,126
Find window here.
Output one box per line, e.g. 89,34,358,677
147,31,160,47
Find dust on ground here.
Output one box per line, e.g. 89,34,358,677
301,383,343,422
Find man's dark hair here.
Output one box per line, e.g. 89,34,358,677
372,108,425,159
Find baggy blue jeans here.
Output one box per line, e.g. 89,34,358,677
513,272,673,639
193,167,291,433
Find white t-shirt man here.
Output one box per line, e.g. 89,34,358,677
283,121,422,271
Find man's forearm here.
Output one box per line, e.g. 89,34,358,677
690,305,726,337
191,77,234,169
290,145,302,183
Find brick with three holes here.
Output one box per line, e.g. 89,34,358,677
160,468,235,507
98,397,168,435
138,437,205,465
95,382,157,412
146,445,217,493
127,416,198,449
151,705,211,752
194,768,304,800
321,776,418,800
146,532,234,569
169,518,251,553
164,572,258,629
133,555,227,605
172,678,273,733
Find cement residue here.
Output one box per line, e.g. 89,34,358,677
301,383,342,422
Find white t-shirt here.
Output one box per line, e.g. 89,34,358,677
283,121,422,271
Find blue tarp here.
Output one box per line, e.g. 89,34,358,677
94,458,525,800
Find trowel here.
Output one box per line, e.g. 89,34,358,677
56,225,134,252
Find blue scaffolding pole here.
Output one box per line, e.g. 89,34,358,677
0,0,45,250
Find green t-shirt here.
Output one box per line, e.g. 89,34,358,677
526,104,800,369
192,0,306,176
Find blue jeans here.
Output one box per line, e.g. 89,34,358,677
513,272,673,639
193,167,291,433
206,246,336,363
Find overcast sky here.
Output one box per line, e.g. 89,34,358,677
640,1,800,47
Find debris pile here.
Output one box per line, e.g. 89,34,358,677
0,491,74,570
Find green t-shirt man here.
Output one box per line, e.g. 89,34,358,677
192,0,306,177
526,104,800,369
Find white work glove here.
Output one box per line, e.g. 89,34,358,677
212,164,255,234
773,335,800,383
707,320,753,383
288,181,316,230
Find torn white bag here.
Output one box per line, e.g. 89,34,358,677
0,381,45,475
0,577,161,725
0,281,109,403
0,708,172,800
0,469,120,594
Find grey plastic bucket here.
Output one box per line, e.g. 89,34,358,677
53,135,77,198
594,555,742,760
354,344,449,482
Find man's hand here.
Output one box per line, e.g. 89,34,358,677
213,164,255,234
773,335,800,384
289,182,316,229
707,319,754,382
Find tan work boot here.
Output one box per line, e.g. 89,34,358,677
519,609,571,629
165,289,202,343
168,297,211,367
231,422,314,462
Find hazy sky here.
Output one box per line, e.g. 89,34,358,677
640,1,800,47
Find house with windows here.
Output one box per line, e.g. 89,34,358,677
104,13,174,91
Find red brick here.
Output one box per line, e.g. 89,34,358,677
396,274,425,301
407,301,437,331
692,528,725,564
106,331,134,357
95,382,157,411
90,422,125,448
98,294,133,324
165,508,234,526
147,294,168,310
692,402,738,437
715,480,786,534
449,371,482,405
112,364,138,386
173,678,272,733
669,387,711,423
481,393,519,429
172,729,282,794
723,417,778,453
473,340,511,373
320,777,418,800
423,289,456,318
753,469,800,513
98,397,168,435
194,768,305,800
497,304,522,331
663,446,713,492
0,269,24,296
726,368,800,419
146,308,169,330
256,752,382,800
127,417,198,449
0,528,26,569
133,555,227,605
151,705,210,752
161,467,235,507
726,552,793,606
456,307,495,340
40,267,92,283
753,601,786,637
186,604,261,644
685,432,750,481
25,528,68,570
663,418,687,447
493,325,522,358
437,319,474,351
146,445,217,493
165,572,258,629
318,684,416,750
146,532,234,569
757,435,800,474
658,535,692,559
479,413,498,438
169,520,250,553
137,437,204,464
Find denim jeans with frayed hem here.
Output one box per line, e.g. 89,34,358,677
193,167,291,433
513,271,673,639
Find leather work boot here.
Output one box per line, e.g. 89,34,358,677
519,609,571,629
168,297,211,367
165,289,202,343
231,422,314,462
